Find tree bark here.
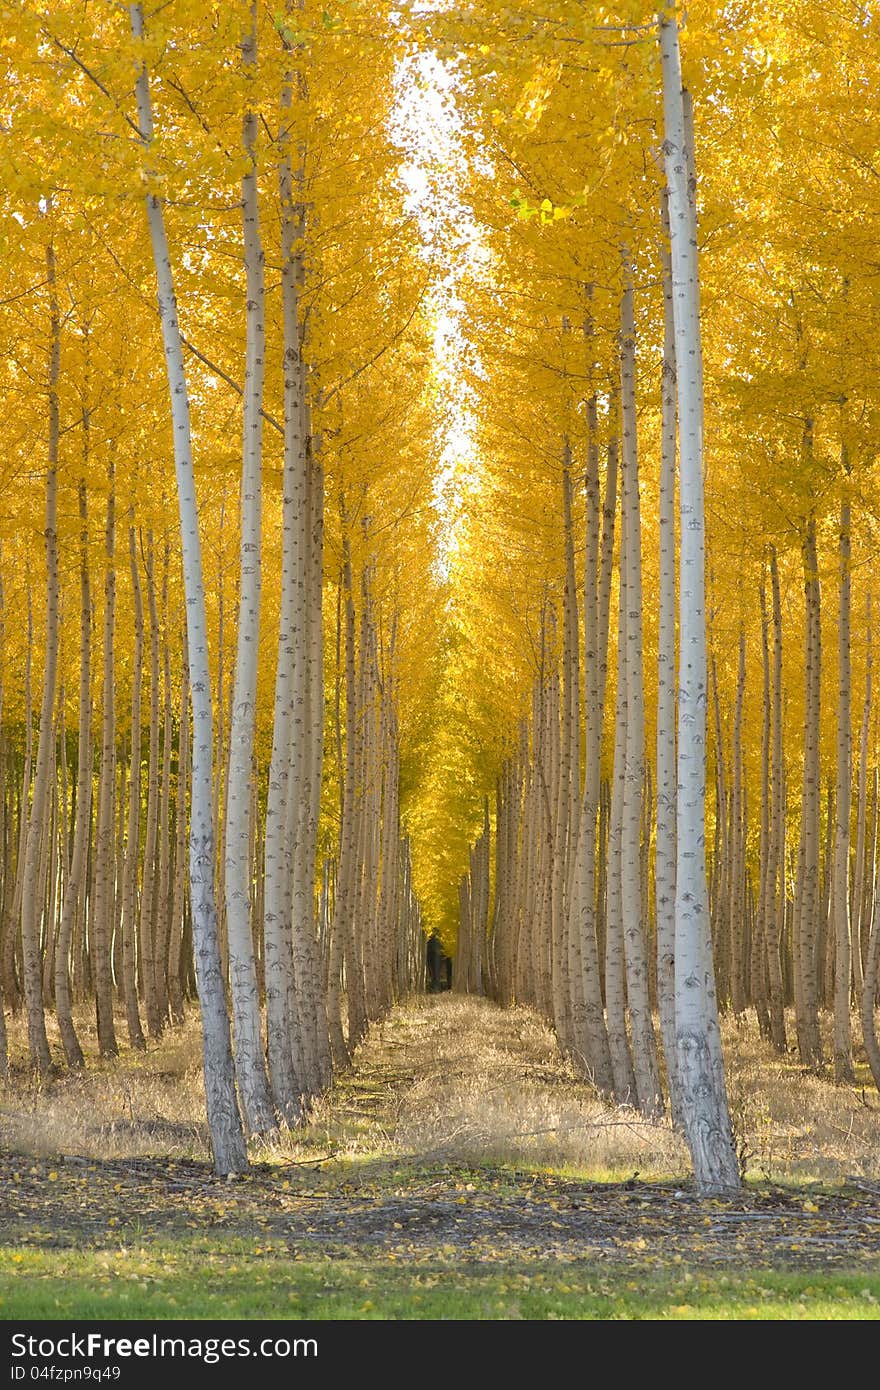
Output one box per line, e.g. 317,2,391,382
833,469,853,1081
852,592,872,1000
140,529,163,1039
20,240,61,1075
131,0,247,1173
795,512,823,1066
55,469,91,1070
619,268,662,1118
606,514,636,1105
167,635,189,1027
660,16,739,1192
156,536,173,1026
121,520,146,1051
223,11,277,1138
656,192,682,1122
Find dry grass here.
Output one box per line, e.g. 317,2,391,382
0,1008,209,1160
722,1011,880,1183
1,994,879,1185
382,997,690,1178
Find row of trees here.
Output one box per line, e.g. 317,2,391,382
434,2,880,1190
0,0,438,1170
4,0,880,1192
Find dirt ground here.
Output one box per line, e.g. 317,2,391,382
2,995,879,1273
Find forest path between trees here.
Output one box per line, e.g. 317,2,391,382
2,995,880,1279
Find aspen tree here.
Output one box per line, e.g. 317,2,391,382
656,190,680,1120
54,468,89,1070
121,520,146,1052
223,9,277,1138
619,269,662,1117
130,0,247,1174
90,434,118,1048
20,240,60,1076
832,453,854,1081
796,514,823,1067
765,545,788,1050
167,635,189,1028
862,894,880,1092
753,568,773,1039
660,10,739,1192
140,529,163,1040
156,538,173,1024
852,594,872,997
730,629,747,1016
606,513,637,1105
328,531,359,1066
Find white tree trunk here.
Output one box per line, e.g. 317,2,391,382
55,474,89,1070
619,268,662,1118
121,519,146,1051
131,0,247,1174
730,629,747,1015
833,472,853,1081
657,192,681,1123
167,633,189,1026
20,240,60,1076
606,516,637,1105
223,14,277,1138
796,513,823,1066
140,528,163,1038
660,13,739,1193
156,537,174,1025
766,546,788,1049
852,593,872,998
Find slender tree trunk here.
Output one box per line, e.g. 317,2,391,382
55,476,91,1069
619,268,662,1118
753,566,773,1040
660,17,739,1191
156,537,173,1025
657,193,681,1121
42,723,59,1008
561,452,586,1060
306,458,331,1087
569,391,614,1089
93,454,120,1063
852,593,872,999
131,0,247,1173
121,520,146,1051
796,513,823,1066
213,516,227,981
223,12,277,1137
818,855,831,1003
4,585,33,1018
262,216,303,1114
709,649,730,1006
167,636,189,1026
861,892,880,1092
291,455,329,1100
833,471,854,1081
764,546,788,1048
326,569,351,1067
20,240,62,1076
140,529,163,1039
329,534,361,1066
606,518,636,1105
730,628,747,1016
